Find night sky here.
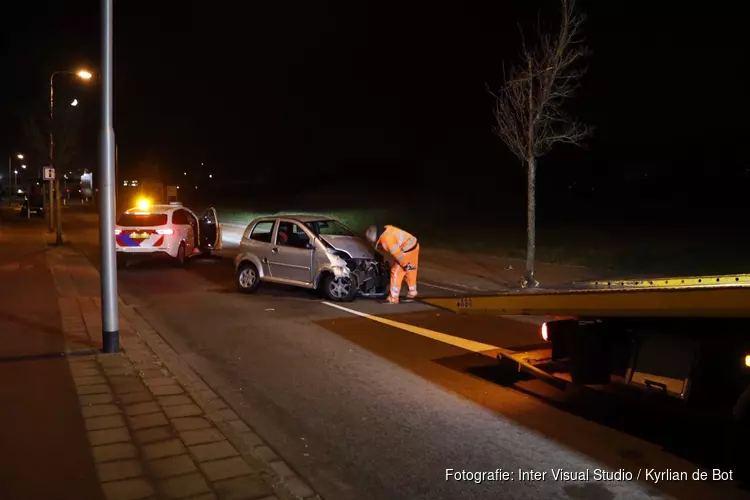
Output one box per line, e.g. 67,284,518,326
1,0,747,224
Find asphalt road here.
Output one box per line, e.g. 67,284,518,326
59,209,750,500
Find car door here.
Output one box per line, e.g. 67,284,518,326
244,219,277,277
172,209,196,254
267,219,314,284
199,207,223,251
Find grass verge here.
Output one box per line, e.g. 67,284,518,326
213,206,750,277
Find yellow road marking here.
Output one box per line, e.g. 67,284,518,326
321,301,500,353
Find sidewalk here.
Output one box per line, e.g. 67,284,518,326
0,210,321,500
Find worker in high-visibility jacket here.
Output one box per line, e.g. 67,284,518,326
365,225,419,304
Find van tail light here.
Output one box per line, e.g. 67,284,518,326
156,228,174,235
114,229,121,235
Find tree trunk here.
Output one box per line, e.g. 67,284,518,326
524,155,537,288
524,57,537,288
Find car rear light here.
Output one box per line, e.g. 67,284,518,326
114,229,121,235
156,228,174,235
541,322,549,341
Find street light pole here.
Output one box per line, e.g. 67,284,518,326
49,70,92,242
49,73,56,233
100,0,119,353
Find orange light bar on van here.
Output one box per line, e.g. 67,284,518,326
156,228,174,235
745,354,750,367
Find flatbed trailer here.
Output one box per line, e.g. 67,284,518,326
422,273,750,425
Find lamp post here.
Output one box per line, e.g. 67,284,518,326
50,68,92,241
100,0,119,353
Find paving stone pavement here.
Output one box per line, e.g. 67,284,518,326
46,243,322,500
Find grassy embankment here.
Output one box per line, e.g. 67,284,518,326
213,205,750,277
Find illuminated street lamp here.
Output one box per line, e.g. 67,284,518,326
71,99,79,106
21,164,26,169
50,67,93,240
6,153,23,205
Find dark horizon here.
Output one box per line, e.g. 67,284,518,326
1,0,748,224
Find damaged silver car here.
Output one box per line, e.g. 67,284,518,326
234,215,390,301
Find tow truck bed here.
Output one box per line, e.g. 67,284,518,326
421,273,750,422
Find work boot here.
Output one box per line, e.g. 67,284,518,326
381,297,399,305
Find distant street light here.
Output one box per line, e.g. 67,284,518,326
209,174,212,179
14,169,17,175
50,67,94,241
21,165,26,169
7,153,23,205
183,172,187,176
71,99,79,106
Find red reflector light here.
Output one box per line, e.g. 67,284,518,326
156,228,174,235
114,229,121,235
541,322,549,341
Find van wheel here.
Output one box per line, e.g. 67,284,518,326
320,274,357,302
236,262,260,293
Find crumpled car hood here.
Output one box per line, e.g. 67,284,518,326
319,235,374,260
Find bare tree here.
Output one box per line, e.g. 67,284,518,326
489,0,592,288
19,101,87,173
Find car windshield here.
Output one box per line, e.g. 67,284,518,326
304,220,356,237
117,213,168,227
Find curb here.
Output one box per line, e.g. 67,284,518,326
118,299,323,500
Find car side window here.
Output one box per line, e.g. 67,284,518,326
250,221,275,243
172,210,188,225
276,221,310,249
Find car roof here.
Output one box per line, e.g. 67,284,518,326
123,204,180,215
253,214,334,223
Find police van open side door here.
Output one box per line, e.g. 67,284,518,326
199,207,222,251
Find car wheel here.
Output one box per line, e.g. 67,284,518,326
321,273,357,302
174,243,187,267
236,262,260,293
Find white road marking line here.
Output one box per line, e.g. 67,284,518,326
321,301,500,353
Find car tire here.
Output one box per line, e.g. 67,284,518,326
320,273,357,302
236,262,260,293
174,243,187,268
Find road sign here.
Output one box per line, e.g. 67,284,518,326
166,185,178,197
43,167,55,181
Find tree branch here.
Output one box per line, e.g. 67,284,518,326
488,0,592,163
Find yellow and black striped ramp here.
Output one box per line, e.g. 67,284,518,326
420,287,750,318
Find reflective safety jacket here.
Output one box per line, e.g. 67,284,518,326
375,225,418,266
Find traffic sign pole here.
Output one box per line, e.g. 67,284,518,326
43,166,55,232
